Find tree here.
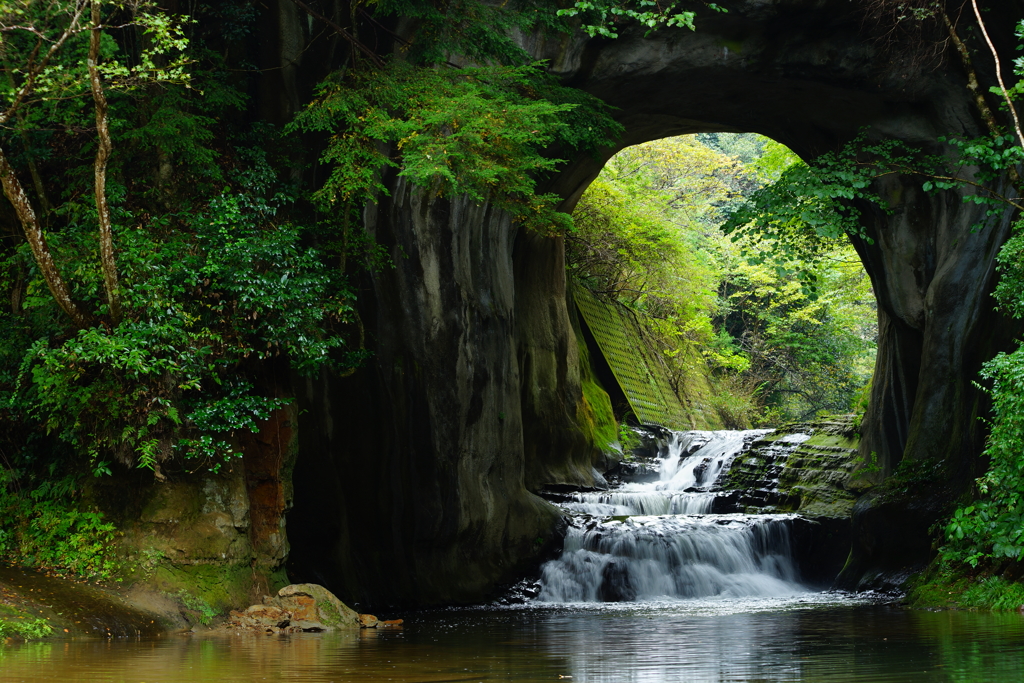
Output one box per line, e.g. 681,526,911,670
0,1,189,327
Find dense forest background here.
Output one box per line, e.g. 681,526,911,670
566,132,876,429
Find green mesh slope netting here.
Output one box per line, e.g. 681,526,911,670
572,283,689,430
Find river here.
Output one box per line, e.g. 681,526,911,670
3,600,1024,682
4,429,1024,682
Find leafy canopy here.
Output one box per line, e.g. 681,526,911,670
557,0,726,38
290,60,621,233
568,133,877,427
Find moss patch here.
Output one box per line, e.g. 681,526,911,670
576,335,619,454
147,562,255,615
725,418,865,518
908,564,1024,611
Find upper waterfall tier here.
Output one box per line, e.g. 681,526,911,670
566,429,780,516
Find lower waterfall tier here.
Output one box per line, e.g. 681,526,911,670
539,514,804,602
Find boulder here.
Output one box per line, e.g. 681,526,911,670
272,583,359,630
226,583,359,633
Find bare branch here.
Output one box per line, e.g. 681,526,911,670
971,0,1024,151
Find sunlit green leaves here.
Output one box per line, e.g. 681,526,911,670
0,0,191,121
568,133,876,426
720,134,957,293
291,60,618,233
557,0,725,38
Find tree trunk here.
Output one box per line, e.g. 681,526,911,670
90,0,121,324
0,145,89,328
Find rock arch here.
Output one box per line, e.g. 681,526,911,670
286,0,1023,605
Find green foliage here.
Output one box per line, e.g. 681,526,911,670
176,589,219,626
0,2,369,476
0,470,119,581
10,190,357,471
618,421,642,455
718,245,876,422
290,60,619,233
908,563,1024,611
0,0,191,106
558,0,726,39
721,126,1024,296
719,134,971,292
0,606,53,640
852,451,881,478
850,377,872,432
568,133,877,427
942,333,1024,567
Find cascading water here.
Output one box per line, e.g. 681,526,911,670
539,429,811,603
561,429,772,516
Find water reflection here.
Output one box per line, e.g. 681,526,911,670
2,599,1023,682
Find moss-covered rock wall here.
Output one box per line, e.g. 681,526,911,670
722,418,867,519
86,401,298,615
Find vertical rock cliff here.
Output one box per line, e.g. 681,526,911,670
287,176,562,607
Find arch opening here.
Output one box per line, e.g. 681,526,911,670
563,132,878,430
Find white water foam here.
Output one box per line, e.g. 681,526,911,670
566,429,771,516
538,514,804,602
540,428,814,603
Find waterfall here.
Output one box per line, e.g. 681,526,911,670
538,428,811,603
539,515,802,602
564,429,771,517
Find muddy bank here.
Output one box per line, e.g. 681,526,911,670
0,564,182,639
0,565,404,641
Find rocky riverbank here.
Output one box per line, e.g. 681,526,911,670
0,564,392,641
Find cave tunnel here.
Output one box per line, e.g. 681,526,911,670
284,0,1022,609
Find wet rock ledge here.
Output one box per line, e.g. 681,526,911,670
718,417,866,518
717,417,868,586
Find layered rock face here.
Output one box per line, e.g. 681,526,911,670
286,176,562,607
88,400,298,611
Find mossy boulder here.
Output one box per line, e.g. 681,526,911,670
227,583,360,632
275,583,359,629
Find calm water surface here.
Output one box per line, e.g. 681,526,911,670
3,594,1024,682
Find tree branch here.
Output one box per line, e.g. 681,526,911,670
0,144,89,328
286,0,384,68
971,0,1024,150
942,8,1002,136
